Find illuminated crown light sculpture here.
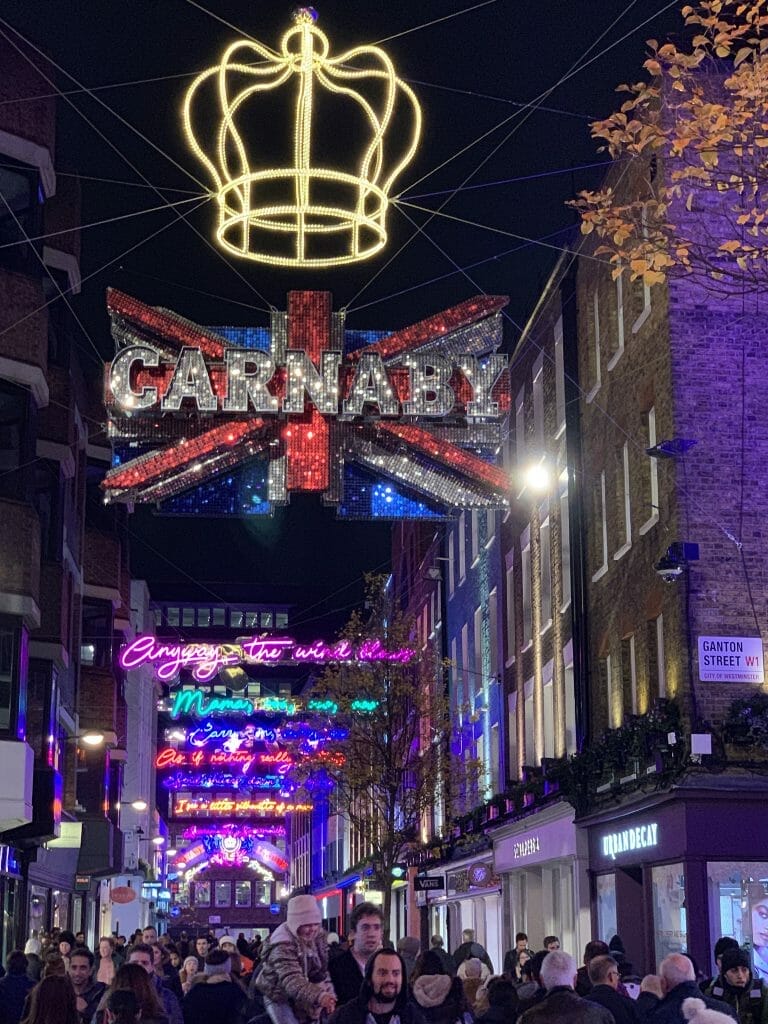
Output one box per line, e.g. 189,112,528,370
183,7,421,268
103,288,511,517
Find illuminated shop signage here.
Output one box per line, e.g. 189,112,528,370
155,747,293,773
513,835,541,860
172,795,312,817
120,633,414,682
601,822,659,861
102,289,511,518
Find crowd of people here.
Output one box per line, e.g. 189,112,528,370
0,909,765,1024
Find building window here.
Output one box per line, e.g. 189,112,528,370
182,608,195,627
608,273,625,370
488,588,499,681
554,316,566,438
214,881,231,907
543,670,555,759
564,653,577,755
601,653,617,728
507,692,518,781
521,544,532,647
515,386,526,468
471,511,480,565
235,881,251,908
587,288,602,402
490,723,500,795
0,158,44,275
0,624,20,733
461,623,469,706
633,207,653,333
592,471,608,581
560,477,572,610
620,634,637,719
80,600,113,669
276,612,288,628
473,607,483,696
166,607,180,626
652,864,687,960
505,563,515,664
451,638,459,711
448,532,455,597
615,442,632,559
523,680,535,766
245,611,259,628
486,510,496,547
261,610,274,628
647,614,666,701
194,882,211,907
640,406,660,534
34,461,62,562
0,382,34,503
212,607,226,626
458,513,467,583
540,514,552,631
197,608,211,627
533,353,545,455
230,610,244,628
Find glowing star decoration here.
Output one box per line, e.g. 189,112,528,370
182,9,421,268
103,289,512,520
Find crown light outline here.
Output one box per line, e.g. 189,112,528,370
182,7,422,268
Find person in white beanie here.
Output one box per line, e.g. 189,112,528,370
257,895,336,1024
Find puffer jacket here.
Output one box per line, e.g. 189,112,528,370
256,923,331,1020
705,977,768,1024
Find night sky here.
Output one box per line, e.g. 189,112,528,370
1,0,683,612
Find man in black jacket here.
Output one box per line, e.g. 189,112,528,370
329,950,425,1024
182,950,246,1024
518,951,614,1024
585,956,642,1024
329,902,384,1007
645,955,738,1024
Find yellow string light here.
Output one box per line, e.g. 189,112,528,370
182,8,422,269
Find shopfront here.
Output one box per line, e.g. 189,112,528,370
583,779,768,978
0,845,23,960
493,802,589,959
420,853,503,971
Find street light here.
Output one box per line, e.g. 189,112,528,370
522,460,552,494
130,799,148,812
80,731,105,747
152,836,165,846
166,848,177,857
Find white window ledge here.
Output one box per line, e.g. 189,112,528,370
592,563,609,583
638,514,659,536
607,347,624,372
632,306,652,334
614,541,632,561
586,382,601,404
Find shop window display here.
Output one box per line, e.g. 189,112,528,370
652,863,687,959
707,864,768,981
596,874,617,943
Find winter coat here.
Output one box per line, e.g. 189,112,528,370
586,985,643,1024
182,977,246,1024
256,923,331,1021
329,951,425,1024
0,972,36,1024
704,977,768,1024
642,982,738,1024
429,949,456,977
412,974,472,1024
518,987,614,1024
329,950,366,1008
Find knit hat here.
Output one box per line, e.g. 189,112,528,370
720,948,752,975
204,949,231,976
287,894,321,932
714,937,739,961
683,998,741,1024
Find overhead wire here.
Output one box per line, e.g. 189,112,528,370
0,194,206,252
0,18,274,313
344,0,650,311
372,0,502,45
405,159,617,201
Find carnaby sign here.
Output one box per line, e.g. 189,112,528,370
102,289,512,515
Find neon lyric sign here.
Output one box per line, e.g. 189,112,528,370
180,824,286,841
120,633,415,683
172,721,348,748
155,747,293,773
102,290,512,518
172,795,312,817
161,770,286,791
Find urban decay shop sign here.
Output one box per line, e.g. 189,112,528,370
600,822,659,862
698,636,764,684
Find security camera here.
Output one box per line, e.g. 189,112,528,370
654,554,684,582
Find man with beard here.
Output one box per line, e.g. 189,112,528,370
330,949,425,1024
68,948,106,1024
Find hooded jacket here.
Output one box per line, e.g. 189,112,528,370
256,922,331,1020
329,951,426,1024
412,975,470,1024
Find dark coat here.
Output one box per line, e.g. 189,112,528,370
0,972,36,1024
519,987,614,1024
430,949,457,977
182,979,246,1024
76,981,107,1024
454,944,493,974
642,982,739,1024
575,969,592,998
586,985,643,1024
329,950,366,1008
330,951,425,1024
704,976,768,1024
